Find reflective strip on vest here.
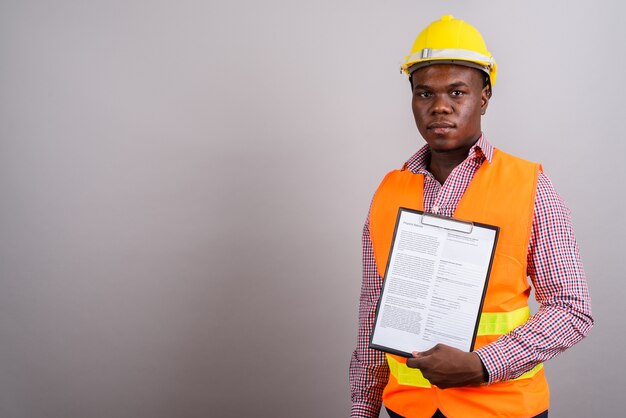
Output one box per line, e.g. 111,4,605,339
387,306,544,387
478,306,530,336
387,356,544,388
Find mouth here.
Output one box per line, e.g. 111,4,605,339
427,121,455,135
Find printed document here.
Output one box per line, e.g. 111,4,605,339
370,208,499,356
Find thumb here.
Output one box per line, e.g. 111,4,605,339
406,352,424,369
414,344,439,358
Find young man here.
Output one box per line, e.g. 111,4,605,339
349,15,593,418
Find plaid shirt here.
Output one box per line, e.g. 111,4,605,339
349,136,593,418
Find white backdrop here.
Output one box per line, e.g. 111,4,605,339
1,1,624,417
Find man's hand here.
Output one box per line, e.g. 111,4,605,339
405,343,487,389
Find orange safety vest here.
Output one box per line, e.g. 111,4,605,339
369,148,549,418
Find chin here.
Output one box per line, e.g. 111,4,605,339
425,137,459,150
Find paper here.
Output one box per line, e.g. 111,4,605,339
369,208,499,356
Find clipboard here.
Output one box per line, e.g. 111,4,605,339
369,207,499,357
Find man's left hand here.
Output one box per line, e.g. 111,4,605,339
405,343,487,389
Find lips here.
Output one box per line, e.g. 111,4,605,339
427,121,455,135
428,121,455,129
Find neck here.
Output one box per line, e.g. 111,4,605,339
428,144,474,184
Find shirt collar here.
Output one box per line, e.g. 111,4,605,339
404,133,494,174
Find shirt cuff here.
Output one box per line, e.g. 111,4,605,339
475,342,510,384
351,402,382,418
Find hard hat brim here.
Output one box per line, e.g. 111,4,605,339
406,59,490,77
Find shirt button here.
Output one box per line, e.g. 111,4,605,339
432,205,439,214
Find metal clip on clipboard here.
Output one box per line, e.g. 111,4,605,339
421,212,474,234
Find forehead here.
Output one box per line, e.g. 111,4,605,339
410,64,484,87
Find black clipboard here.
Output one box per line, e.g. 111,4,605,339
369,207,499,357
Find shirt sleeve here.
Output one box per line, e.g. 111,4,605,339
475,172,594,383
349,213,389,418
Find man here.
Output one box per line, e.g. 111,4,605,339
349,15,593,418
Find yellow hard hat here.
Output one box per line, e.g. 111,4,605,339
401,15,497,87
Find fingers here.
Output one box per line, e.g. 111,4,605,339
406,356,421,369
406,346,435,368
411,343,442,359
405,344,447,369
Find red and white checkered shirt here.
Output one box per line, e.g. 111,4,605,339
349,136,593,418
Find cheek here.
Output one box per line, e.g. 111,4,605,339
411,104,419,119
412,109,427,127
411,103,426,118
460,102,482,121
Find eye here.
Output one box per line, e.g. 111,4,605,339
414,91,432,98
450,90,464,97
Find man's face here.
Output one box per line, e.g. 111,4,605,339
410,64,490,153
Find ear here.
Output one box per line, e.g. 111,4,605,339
480,86,490,116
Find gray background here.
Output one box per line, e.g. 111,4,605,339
0,1,623,417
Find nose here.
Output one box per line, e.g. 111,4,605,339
431,94,452,114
